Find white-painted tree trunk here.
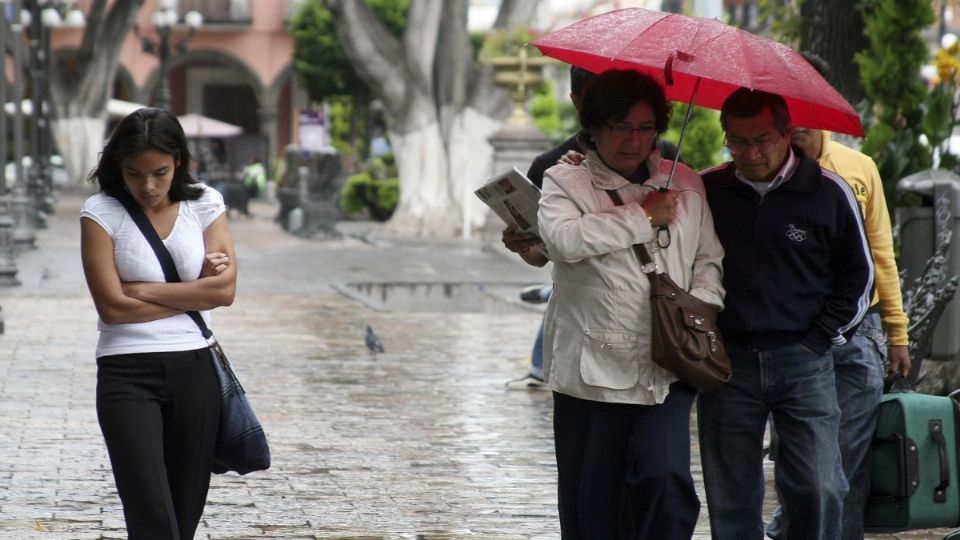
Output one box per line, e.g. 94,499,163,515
386,107,501,236
446,107,501,231
326,0,536,237
51,117,105,187
47,1,144,187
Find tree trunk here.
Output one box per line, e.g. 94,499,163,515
47,0,145,185
494,0,539,29
350,98,364,161
51,118,103,188
800,0,868,107
324,0,532,236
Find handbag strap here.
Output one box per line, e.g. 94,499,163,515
115,193,213,339
605,189,656,273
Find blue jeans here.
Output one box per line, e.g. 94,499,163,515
530,286,553,380
699,342,847,540
531,319,545,380
766,312,885,539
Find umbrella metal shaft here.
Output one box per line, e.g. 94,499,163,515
665,77,702,190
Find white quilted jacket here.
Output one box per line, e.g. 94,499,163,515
539,150,725,405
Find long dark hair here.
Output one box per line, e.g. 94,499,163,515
89,107,203,201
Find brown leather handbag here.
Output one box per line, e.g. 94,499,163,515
607,189,731,392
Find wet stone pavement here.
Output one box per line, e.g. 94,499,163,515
0,192,954,539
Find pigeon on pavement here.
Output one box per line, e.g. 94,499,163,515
365,325,385,353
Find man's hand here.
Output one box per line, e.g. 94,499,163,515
559,150,586,166
200,252,230,278
501,225,542,254
887,345,911,379
641,189,679,226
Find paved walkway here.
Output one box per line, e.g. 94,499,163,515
0,191,951,539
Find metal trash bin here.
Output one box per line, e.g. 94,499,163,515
896,169,960,362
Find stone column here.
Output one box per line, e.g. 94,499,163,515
277,147,343,238
0,1,20,289
10,0,35,250
489,123,552,182
258,105,278,168
0,207,20,287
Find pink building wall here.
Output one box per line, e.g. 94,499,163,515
50,0,297,161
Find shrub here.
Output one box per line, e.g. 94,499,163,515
339,154,399,221
666,104,725,172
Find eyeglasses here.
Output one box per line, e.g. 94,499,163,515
606,122,657,137
723,135,781,155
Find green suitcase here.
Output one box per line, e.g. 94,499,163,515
865,390,960,532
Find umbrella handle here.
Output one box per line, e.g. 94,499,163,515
665,76,702,190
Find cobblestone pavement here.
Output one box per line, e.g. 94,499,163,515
0,192,954,539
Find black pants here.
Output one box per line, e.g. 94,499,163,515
97,348,220,539
553,384,699,540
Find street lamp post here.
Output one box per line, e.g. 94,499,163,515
28,1,85,223
0,1,21,286
10,0,36,249
139,0,203,111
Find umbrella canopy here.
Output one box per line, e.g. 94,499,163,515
177,113,243,138
532,8,863,136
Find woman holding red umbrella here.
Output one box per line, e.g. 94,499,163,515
538,69,725,538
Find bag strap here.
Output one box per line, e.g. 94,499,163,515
605,189,656,273
115,193,213,340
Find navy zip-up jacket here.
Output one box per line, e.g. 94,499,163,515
701,150,874,354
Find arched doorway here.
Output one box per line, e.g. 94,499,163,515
140,51,269,181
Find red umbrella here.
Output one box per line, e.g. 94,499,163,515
532,8,863,137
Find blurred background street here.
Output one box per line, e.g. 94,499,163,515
0,0,958,538
0,193,953,539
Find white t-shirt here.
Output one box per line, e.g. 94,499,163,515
80,186,226,358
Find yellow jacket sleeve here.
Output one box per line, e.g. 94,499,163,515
819,133,909,345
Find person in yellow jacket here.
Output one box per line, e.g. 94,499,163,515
765,66,910,540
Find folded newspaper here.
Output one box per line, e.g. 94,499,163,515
474,167,541,235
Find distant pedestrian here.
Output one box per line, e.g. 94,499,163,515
242,157,267,201
80,107,238,538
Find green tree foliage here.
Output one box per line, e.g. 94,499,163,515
327,96,362,158
291,0,408,160
922,39,960,170
857,0,934,200
291,0,407,101
858,0,934,127
340,154,399,221
757,0,803,45
530,80,578,145
478,27,541,60
666,104,725,172
291,1,361,101
530,80,560,138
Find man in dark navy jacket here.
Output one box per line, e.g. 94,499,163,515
697,88,874,540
